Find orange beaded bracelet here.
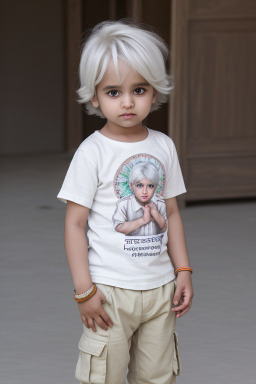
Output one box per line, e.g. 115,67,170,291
175,267,193,276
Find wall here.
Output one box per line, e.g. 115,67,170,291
0,0,64,155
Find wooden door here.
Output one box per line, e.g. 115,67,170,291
171,0,256,202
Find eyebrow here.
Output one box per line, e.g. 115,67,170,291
102,83,150,91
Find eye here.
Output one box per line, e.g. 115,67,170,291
134,88,145,95
136,183,144,188
107,90,119,97
148,184,154,189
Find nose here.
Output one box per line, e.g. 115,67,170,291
142,186,147,194
121,93,134,109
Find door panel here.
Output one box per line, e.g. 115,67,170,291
171,0,256,202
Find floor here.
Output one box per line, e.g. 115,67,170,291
1,154,255,384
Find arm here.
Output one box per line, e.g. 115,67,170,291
115,205,151,234
64,201,113,332
149,202,167,232
165,197,193,318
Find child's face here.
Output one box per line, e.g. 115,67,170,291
91,60,157,131
131,178,156,205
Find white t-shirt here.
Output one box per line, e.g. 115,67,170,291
57,128,186,290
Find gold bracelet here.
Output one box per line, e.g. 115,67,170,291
175,267,193,276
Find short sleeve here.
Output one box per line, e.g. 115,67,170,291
156,198,168,220
112,200,127,229
57,149,98,208
162,140,186,199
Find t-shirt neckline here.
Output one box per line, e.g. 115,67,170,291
95,127,151,145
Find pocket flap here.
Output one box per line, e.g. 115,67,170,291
78,334,106,357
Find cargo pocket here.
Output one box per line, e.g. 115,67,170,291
75,333,107,384
173,331,181,376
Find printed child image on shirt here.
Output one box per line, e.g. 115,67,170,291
113,154,167,257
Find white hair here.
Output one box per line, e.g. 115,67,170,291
77,20,173,117
129,162,159,187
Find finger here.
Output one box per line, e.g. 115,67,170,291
173,287,183,306
97,289,107,304
87,318,97,333
100,295,107,305
100,311,113,328
95,316,109,331
176,303,192,318
173,303,189,314
173,299,192,315
81,315,89,328
172,298,190,312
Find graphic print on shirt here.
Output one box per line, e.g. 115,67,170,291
112,154,167,258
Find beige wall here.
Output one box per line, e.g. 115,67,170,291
0,0,64,155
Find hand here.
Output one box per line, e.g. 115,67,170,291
148,201,157,213
172,271,193,318
78,288,113,332
142,205,152,224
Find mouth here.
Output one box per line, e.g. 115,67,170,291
120,113,135,119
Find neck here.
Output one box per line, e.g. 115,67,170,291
99,123,148,143
134,196,150,206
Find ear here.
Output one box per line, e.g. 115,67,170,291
91,94,99,108
152,89,158,104
129,183,134,192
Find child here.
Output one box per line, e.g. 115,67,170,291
113,162,167,236
58,20,193,384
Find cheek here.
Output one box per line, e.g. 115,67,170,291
141,97,155,112
100,99,118,114
134,188,141,196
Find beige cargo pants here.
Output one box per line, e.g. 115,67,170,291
75,280,181,384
